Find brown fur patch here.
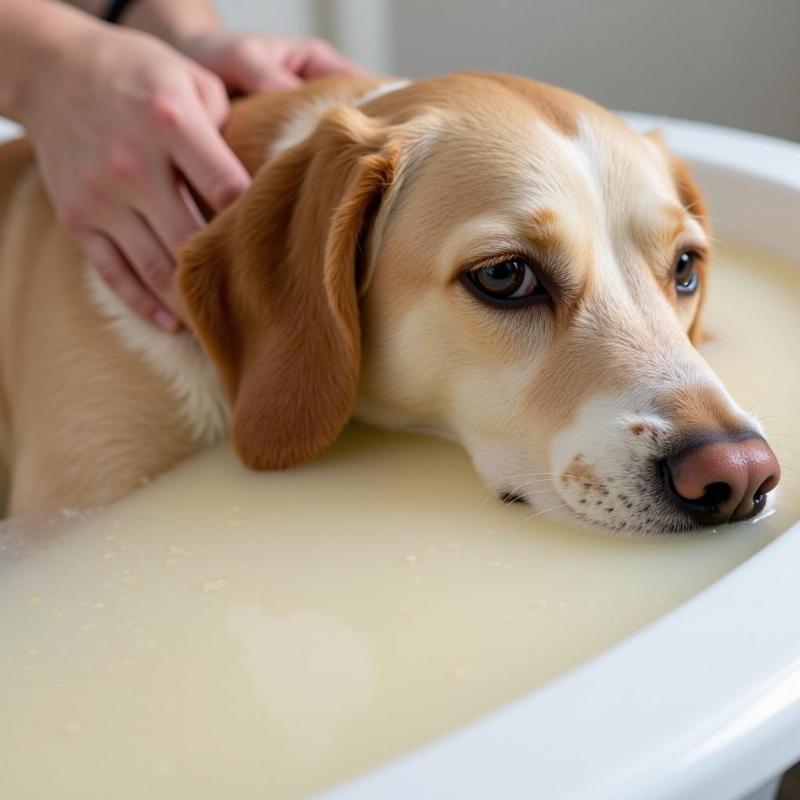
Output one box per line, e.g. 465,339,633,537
657,383,745,438
526,207,559,245
362,72,589,137
465,73,585,136
223,75,384,175
561,454,605,491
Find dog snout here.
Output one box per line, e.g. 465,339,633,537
663,435,781,526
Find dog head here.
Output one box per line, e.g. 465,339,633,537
180,73,779,534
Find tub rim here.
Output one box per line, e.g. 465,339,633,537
318,115,800,800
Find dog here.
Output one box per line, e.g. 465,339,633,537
0,72,780,532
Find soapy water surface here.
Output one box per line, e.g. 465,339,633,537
0,242,798,800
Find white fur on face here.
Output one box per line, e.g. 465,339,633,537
530,119,761,533
358,100,766,535
459,283,761,534
549,389,761,535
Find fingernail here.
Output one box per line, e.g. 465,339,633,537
154,310,180,332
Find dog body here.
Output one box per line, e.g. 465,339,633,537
0,139,200,514
0,77,390,515
0,73,779,530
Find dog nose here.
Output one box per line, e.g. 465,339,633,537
664,436,781,526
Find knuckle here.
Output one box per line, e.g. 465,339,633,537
139,256,173,288
58,203,85,234
230,36,260,61
78,176,107,209
105,143,142,184
310,37,331,53
120,283,157,319
92,255,120,285
204,72,226,98
201,73,229,117
208,176,245,208
134,296,159,320
149,88,184,131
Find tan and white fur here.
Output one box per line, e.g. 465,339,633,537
0,73,778,532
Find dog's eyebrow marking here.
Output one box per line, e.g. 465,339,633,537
521,206,589,301
632,202,707,281
523,207,560,250
652,207,690,278
633,203,684,245
662,204,692,245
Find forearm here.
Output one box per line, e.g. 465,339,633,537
61,0,105,15
0,0,104,123
123,0,221,49
61,1,222,49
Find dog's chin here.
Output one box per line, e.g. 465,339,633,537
499,484,712,538
470,451,720,537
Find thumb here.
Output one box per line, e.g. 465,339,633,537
192,69,230,128
228,49,302,94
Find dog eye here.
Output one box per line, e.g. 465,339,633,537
675,251,699,294
464,259,548,306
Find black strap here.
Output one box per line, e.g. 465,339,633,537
104,0,139,24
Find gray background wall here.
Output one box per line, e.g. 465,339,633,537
1,2,795,144
218,0,800,142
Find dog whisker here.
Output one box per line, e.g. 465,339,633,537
520,502,569,523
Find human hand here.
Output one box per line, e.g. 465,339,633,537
175,31,366,94
23,21,251,331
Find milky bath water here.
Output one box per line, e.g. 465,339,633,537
1,242,798,799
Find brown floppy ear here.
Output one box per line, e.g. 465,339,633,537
178,106,397,469
647,130,710,345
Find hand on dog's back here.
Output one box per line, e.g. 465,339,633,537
0,0,361,333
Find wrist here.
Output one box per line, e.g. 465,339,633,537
122,0,222,52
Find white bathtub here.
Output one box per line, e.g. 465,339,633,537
2,115,798,800
316,116,800,800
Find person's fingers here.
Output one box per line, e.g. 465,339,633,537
226,45,302,93
192,68,230,128
157,97,251,213
139,169,206,256
208,36,304,94
235,61,302,94
289,39,365,80
103,211,185,324
79,231,179,332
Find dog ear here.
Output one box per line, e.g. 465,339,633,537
646,130,710,346
178,106,397,470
